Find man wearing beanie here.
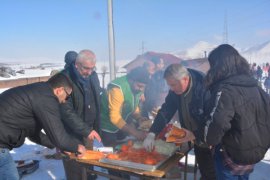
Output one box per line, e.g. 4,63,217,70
100,66,150,146
64,51,78,69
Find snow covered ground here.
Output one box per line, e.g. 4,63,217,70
10,139,270,180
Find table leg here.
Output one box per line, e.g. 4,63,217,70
194,156,198,180
184,152,188,180
82,166,87,180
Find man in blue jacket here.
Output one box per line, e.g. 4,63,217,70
143,64,216,180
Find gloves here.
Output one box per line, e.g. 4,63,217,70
143,132,155,152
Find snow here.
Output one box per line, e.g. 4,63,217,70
0,63,63,80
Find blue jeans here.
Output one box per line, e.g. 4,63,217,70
0,148,19,180
214,147,250,180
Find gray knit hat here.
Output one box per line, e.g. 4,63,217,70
127,66,150,84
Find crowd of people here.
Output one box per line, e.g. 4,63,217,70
250,62,270,94
0,44,269,180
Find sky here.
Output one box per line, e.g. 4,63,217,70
0,0,270,63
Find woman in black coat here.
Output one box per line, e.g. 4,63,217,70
204,44,269,179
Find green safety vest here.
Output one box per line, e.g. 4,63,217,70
100,76,142,133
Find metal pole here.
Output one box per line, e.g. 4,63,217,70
107,0,116,81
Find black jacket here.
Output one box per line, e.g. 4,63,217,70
60,65,102,140
0,82,80,152
204,75,268,164
149,69,208,143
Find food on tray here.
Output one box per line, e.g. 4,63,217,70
144,157,157,165
116,148,165,165
102,141,168,165
77,150,104,160
107,153,120,160
132,139,177,156
121,144,129,152
166,126,186,142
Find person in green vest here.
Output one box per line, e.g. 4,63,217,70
100,67,150,147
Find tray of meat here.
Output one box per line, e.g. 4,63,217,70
99,140,178,171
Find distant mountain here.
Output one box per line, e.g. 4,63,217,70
173,41,270,65
241,41,270,64
172,41,217,60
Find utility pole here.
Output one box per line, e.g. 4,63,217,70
108,0,116,81
141,41,145,55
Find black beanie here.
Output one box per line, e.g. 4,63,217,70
64,51,78,65
127,67,150,84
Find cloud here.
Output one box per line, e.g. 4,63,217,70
213,34,223,42
256,29,270,37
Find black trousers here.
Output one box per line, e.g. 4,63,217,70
194,144,216,180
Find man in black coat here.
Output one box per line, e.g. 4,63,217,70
0,73,86,180
60,49,102,180
143,64,216,180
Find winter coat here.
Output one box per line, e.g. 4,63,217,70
60,65,102,140
205,75,268,164
149,69,208,144
0,82,80,152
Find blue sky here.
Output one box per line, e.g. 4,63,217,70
0,0,269,63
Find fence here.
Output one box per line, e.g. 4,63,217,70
0,76,50,89
0,71,127,89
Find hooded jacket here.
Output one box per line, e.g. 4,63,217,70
205,74,269,164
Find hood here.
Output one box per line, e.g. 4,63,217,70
222,75,257,87
210,75,258,90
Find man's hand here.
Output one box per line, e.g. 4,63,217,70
143,132,155,152
76,144,86,158
133,130,147,141
137,116,149,123
88,130,101,142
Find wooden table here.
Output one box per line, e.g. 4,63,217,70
75,142,195,180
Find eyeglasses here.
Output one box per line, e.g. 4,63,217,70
63,88,71,100
79,63,96,72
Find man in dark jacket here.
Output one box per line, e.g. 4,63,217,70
143,64,216,180
60,49,102,180
0,73,86,180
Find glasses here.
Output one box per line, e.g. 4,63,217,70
63,88,71,100
79,64,96,72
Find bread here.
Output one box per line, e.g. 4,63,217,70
77,150,104,160
166,126,186,142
